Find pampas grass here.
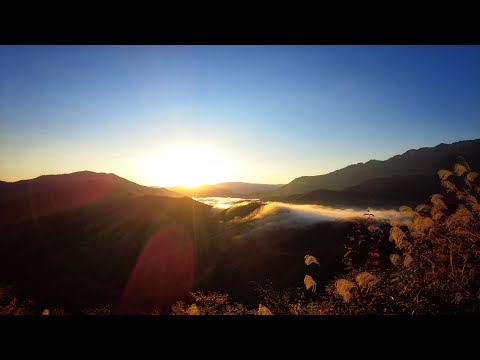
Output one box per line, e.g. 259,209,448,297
454,163,469,177
438,170,454,181
258,304,273,315
399,206,415,215
304,275,317,292
403,254,414,268
335,279,355,303
441,180,457,193
431,194,447,210
416,204,431,213
466,172,478,184
390,254,402,266
355,272,379,288
431,206,445,221
389,225,408,249
186,304,201,315
304,254,320,266
409,216,435,237
445,205,473,230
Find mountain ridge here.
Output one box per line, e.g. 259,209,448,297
263,174,443,208
260,138,480,198
0,170,184,225
168,182,283,198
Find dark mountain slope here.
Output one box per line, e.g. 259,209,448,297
0,193,216,313
275,174,443,208
0,171,182,225
263,139,480,198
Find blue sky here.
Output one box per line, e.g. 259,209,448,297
1,45,479,186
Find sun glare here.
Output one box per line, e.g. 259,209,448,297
147,145,232,187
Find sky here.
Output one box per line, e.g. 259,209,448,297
1,45,479,187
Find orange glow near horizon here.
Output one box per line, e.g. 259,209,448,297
144,144,234,188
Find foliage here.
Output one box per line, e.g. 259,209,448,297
251,280,334,315
0,285,69,315
342,210,393,273
307,161,480,314
81,304,112,315
0,285,36,315
170,292,257,315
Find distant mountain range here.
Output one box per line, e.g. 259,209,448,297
264,175,443,208
168,182,283,198
0,171,183,225
260,139,480,206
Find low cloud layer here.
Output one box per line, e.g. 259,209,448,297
195,197,410,235
194,197,254,211
193,197,256,214
247,202,406,229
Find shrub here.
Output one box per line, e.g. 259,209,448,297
170,291,256,315
82,304,112,315
0,285,36,315
307,161,480,314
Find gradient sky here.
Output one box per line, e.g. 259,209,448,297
1,45,480,187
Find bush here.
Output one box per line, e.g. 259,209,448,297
307,161,480,314
81,304,112,315
170,292,257,315
0,285,36,315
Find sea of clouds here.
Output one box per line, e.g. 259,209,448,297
193,197,253,210
195,197,410,232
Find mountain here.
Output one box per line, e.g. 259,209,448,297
266,174,444,208
0,172,219,313
169,182,283,198
168,184,242,198
0,171,183,225
213,182,284,194
262,139,480,198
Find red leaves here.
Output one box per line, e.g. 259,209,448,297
344,247,354,257
190,291,228,306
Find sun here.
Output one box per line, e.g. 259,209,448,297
147,145,232,188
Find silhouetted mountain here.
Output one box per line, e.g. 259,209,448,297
168,184,242,198
266,174,444,208
0,171,183,225
214,182,283,194
262,139,480,198
0,187,218,313
169,182,282,198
